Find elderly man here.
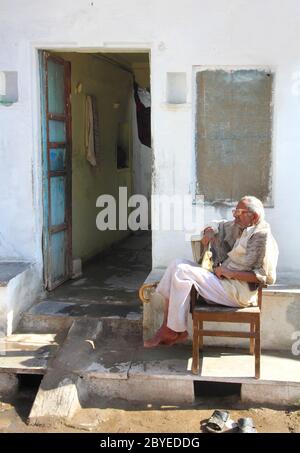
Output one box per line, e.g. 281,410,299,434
144,195,278,348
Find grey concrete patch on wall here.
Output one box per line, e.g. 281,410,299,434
286,299,300,332
196,69,273,203
241,382,300,406
79,375,195,404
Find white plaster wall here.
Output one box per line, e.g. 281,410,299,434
0,0,300,275
6,264,42,334
0,264,42,335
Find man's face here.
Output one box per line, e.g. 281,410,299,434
232,200,256,228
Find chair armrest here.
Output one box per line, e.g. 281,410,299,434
190,285,198,313
138,282,159,304
257,284,267,308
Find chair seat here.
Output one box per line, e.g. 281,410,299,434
193,304,260,314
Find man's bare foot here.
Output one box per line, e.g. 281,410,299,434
143,324,166,347
144,326,178,348
162,330,188,346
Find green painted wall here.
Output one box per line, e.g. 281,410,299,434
56,53,133,261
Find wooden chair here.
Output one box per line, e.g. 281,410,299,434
191,284,266,379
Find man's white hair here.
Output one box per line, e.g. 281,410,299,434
241,195,265,221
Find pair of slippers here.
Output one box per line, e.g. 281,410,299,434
203,410,257,433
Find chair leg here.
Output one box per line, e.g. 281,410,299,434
254,317,261,379
197,319,204,374
250,322,255,355
192,317,200,374
199,319,203,352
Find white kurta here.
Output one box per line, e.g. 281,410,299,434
156,259,240,332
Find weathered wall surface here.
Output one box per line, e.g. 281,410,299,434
0,0,300,275
196,69,273,204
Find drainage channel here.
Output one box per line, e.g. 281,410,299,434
0,373,43,431
194,381,241,399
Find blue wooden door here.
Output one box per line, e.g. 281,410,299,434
40,51,72,290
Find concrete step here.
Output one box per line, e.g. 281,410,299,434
46,317,142,377
18,299,142,335
0,332,65,375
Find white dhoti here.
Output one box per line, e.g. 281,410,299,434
156,259,240,332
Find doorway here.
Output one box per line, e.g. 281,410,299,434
40,50,152,298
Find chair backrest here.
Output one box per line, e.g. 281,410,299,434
191,235,201,263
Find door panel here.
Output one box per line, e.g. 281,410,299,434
49,148,66,171
40,51,72,290
50,176,66,226
47,60,65,115
50,231,67,282
49,120,66,142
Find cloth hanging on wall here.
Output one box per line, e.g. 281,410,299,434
85,95,100,166
133,82,151,148
137,86,151,108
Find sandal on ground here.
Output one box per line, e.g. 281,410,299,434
205,410,229,433
237,417,257,433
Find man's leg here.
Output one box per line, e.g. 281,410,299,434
144,259,195,348
166,263,239,332
144,297,189,347
144,261,238,348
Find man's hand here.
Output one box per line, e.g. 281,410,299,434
214,266,234,280
201,227,215,246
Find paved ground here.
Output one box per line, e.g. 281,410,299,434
36,231,151,318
